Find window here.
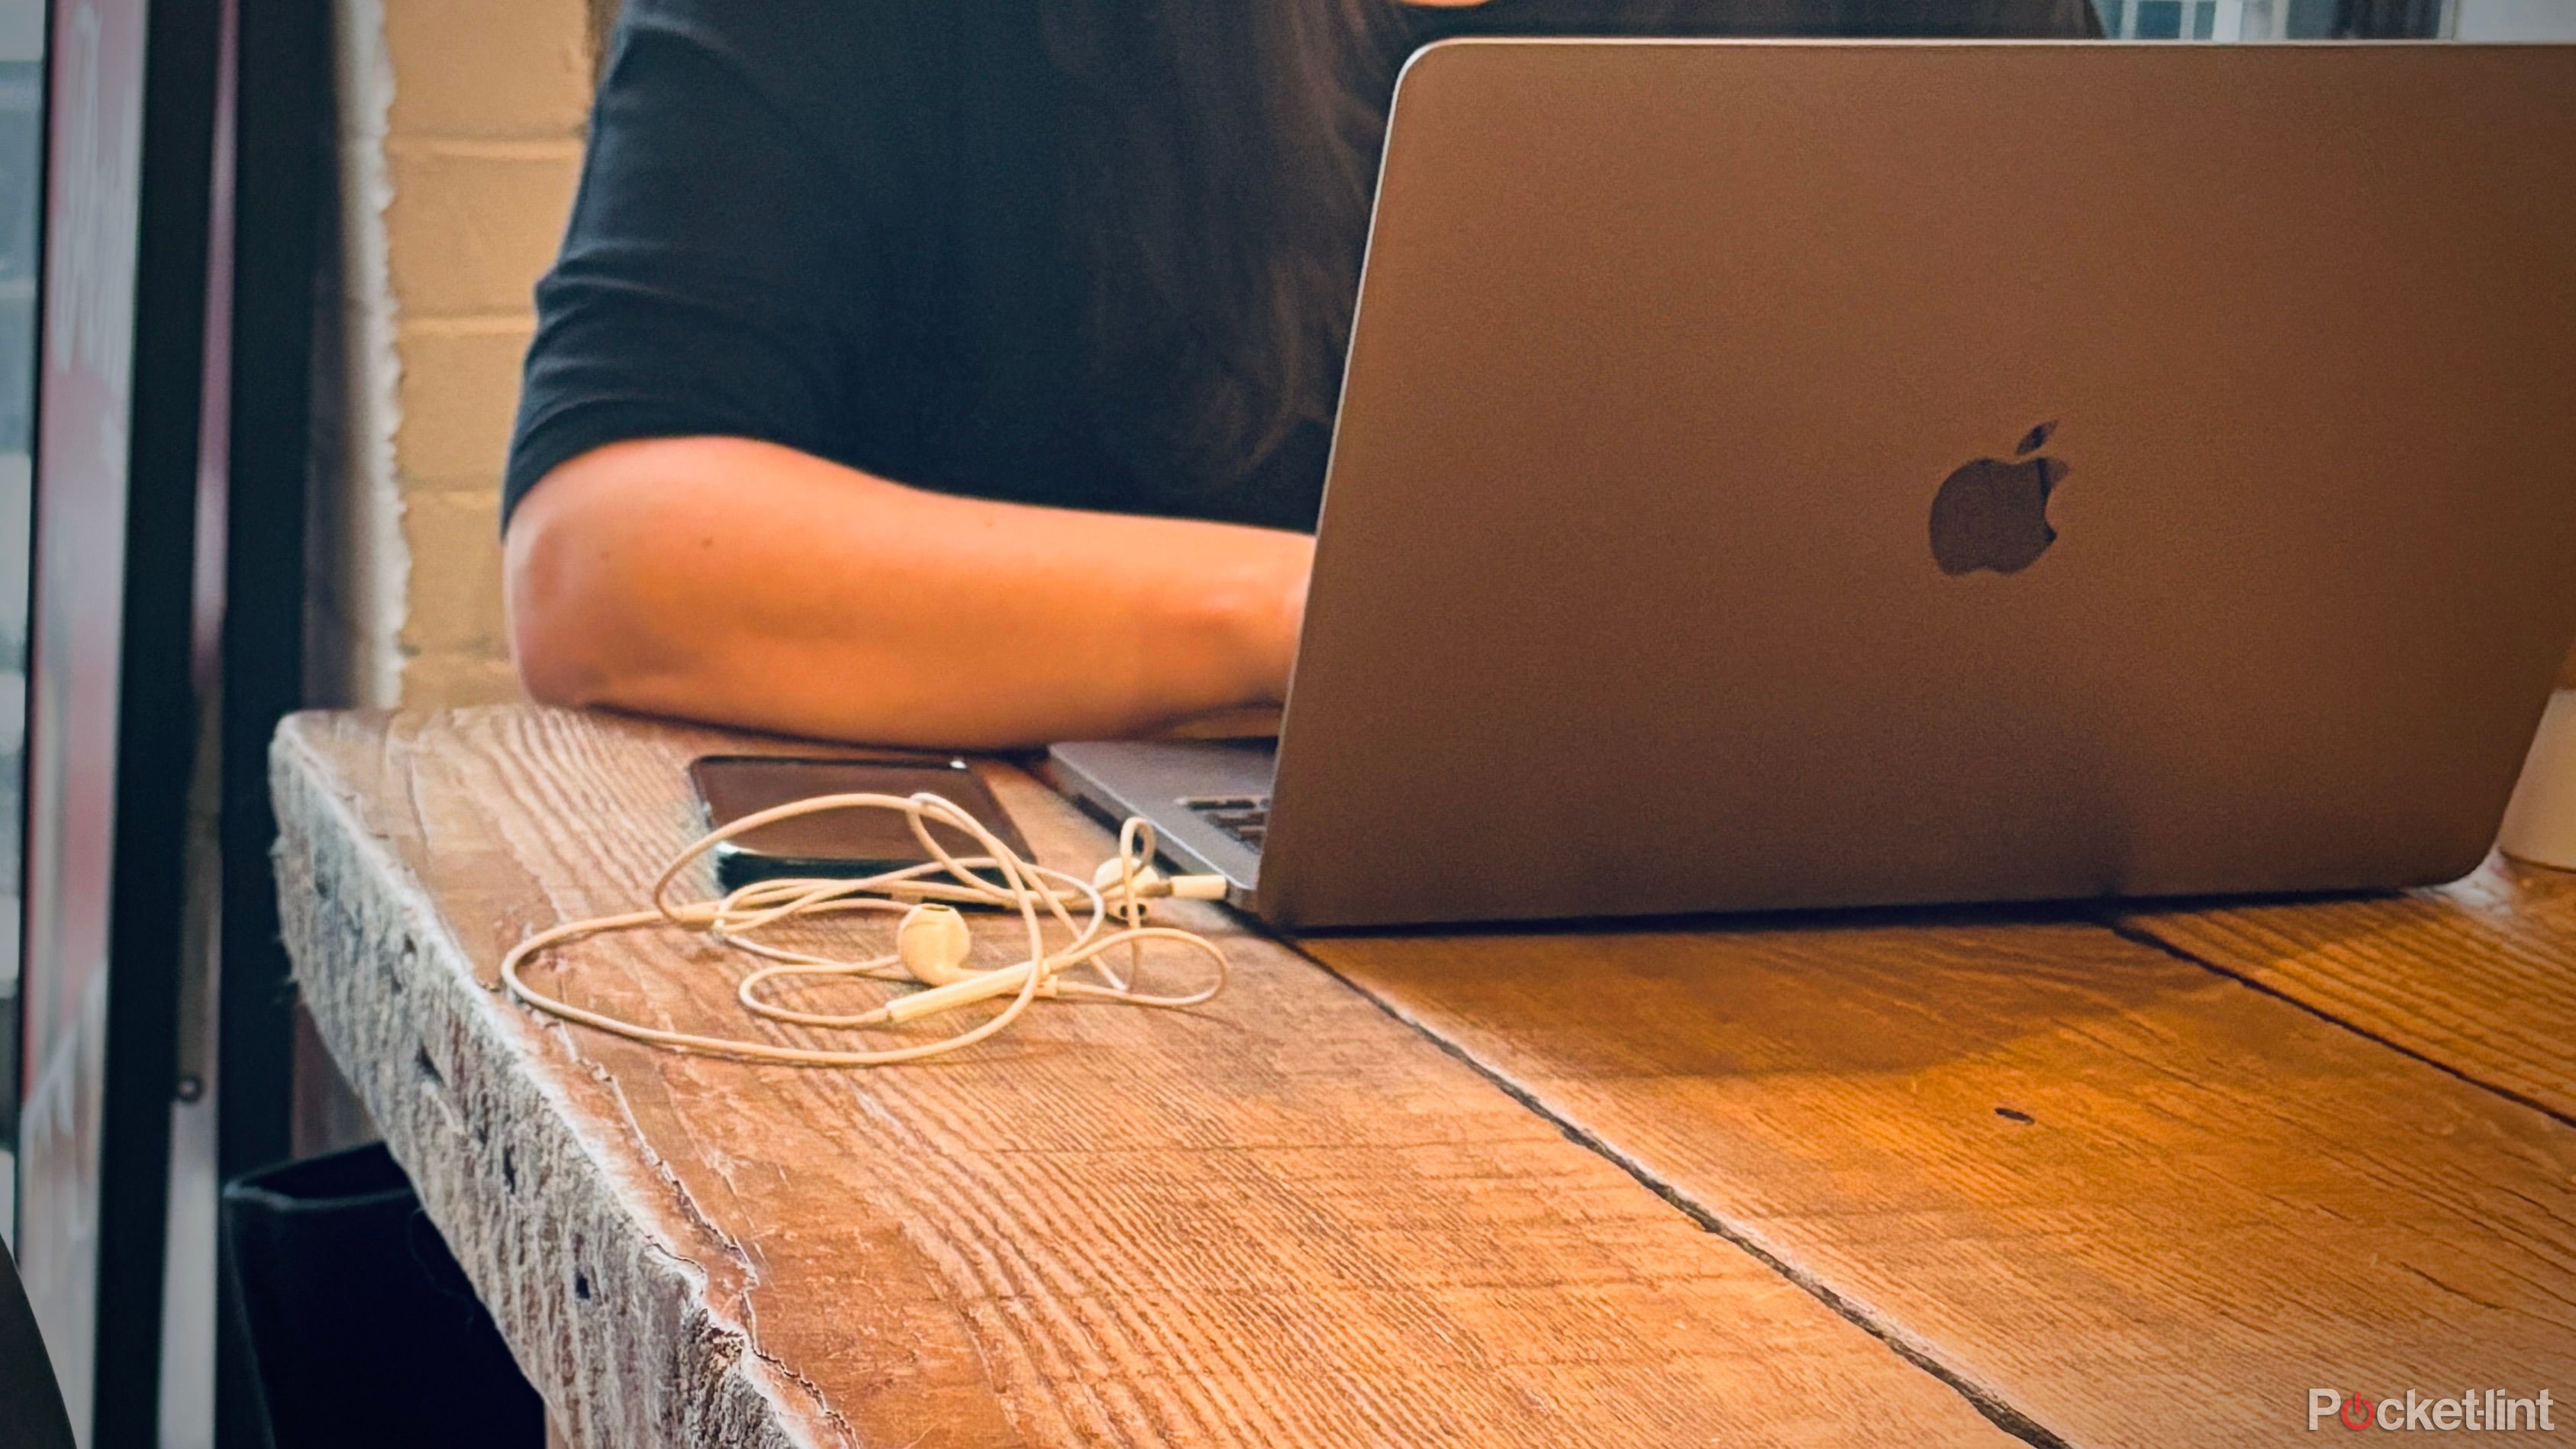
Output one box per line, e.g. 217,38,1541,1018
2099,1,2224,37
0,0,42,1252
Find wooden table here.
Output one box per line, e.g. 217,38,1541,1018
272,706,2576,1447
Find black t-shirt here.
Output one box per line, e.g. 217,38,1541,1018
506,0,2097,534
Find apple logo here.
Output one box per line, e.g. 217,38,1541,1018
1928,421,2072,576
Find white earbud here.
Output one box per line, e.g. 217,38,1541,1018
895,902,976,984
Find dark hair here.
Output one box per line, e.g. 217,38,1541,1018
1044,1,2100,508
1043,1,1411,506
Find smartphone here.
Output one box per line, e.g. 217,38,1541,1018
687,754,1033,892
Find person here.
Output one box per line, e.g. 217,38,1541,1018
504,0,2098,749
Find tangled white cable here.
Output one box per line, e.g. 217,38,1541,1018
500,789,1232,1066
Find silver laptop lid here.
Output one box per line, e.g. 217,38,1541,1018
1256,40,2576,928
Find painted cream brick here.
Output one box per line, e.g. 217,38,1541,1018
398,488,511,659
392,321,534,484
384,140,582,319
382,0,590,140
400,651,526,708
327,0,588,708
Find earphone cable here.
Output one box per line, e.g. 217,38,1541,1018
499,789,1230,1066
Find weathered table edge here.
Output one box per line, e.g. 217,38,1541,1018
271,718,833,1447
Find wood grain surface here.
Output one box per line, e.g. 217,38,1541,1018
2120,852,2576,1124
1297,915,2576,1447
272,708,2033,1447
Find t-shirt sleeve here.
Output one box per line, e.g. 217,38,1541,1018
502,0,932,521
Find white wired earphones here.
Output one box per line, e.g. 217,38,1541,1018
500,789,1233,1066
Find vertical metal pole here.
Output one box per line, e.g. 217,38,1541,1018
213,0,323,1443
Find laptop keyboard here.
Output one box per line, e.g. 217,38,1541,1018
1183,795,1271,853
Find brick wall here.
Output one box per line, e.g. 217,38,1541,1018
317,0,592,706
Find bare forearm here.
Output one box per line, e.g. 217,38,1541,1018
505,437,1311,748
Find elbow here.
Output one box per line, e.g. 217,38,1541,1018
505,524,600,710
508,605,601,713
504,441,772,728
503,437,844,735
504,469,635,711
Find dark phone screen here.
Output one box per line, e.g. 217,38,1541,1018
688,755,1033,887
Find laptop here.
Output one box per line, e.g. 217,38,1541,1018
1051,38,2576,931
